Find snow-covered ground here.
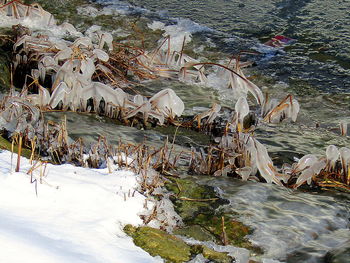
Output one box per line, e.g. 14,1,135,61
0,150,161,263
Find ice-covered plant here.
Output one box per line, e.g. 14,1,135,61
326,145,339,172
339,147,350,184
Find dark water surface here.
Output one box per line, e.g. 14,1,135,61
90,0,350,156
126,0,350,91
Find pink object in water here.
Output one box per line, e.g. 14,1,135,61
264,35,295,47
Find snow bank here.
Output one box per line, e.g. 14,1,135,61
0,150,161,263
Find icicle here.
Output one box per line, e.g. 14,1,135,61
133,94,145,105
149,88,184,118
326,145,339,171
99,32,113,51
339,147,350,183
93,48,109,62
60,22,81,36
236,167,252,181
254,139,282,186
49,82,70,108
80,58,96,79
295,159,326,188
293,154,318,174
339,121,347,136
235,96,249,132
72,37,93,49
289,99,300,122
54,47,73,63
38,86,51,106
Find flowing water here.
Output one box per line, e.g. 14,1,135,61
3,0,350,262
66,0,350,261
82,1,349,262
196,176,350,263
86,0,350,155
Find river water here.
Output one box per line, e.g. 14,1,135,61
3,0,350,262
86,0,350,156
82,1,349,262
103,0,350,91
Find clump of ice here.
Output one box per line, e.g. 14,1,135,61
182,237,250,263
77,6,100,17
93,0,149,16
148,18,211,52
148,21,165,31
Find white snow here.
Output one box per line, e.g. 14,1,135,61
0,150,162,263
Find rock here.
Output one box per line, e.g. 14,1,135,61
166,177,262,254
124,225,192,263
191,245,233,263
0,135,32,158
324,244,350,263
165,177,227,222
173,225,216,242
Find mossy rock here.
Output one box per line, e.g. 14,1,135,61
0,135,32,158
124,225,235,263
191,245,232,263
124,225,192,263
165,177,227,221
166,178,262,254
192,213,251,249
173,225,216,242
154,125,211,148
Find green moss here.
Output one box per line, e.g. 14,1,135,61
173,225,216,242
0,135,32,159
165,178,223,221
166,178,262,254
191,245,232,263
192,214,250,248
288,78,319,96
190,212,262,254
0,29,13,92
124,225,192,263
0,52,10,92
154,125,211,147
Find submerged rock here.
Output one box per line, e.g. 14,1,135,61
166,177,262,254
165,177,227,221
325,244,350,263
173,225,216,242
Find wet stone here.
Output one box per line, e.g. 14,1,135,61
324,244,350,263
191,244,232,263
165,177,227,221
0,135,32,159
165,177,262,254
124,225,192,263
173,225,216,242
124,225,235,262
